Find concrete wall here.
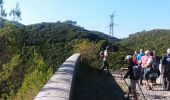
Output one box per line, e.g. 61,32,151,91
34,53,80,100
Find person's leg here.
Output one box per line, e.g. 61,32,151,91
101,61,105,71
167,79,170,90
130,79,138,100
105,61,110,74
143,68,149,87
140,68,144,85
163,73,167,90
148,79,153,90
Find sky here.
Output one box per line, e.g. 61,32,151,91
4,0,170,38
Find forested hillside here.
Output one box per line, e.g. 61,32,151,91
120,29,170,56
0,22,110,99
3,21,167,99
0,21,130,99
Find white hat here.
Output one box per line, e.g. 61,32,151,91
167,48,170,54
125,55,132,60
145,50,149,55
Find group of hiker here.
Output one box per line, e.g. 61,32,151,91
99,46,170,100
124,48,170,100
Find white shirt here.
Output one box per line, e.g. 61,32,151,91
146,56,153,67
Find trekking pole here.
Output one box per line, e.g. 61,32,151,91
123,78,129,87
137,82,147,100
123,79,131,97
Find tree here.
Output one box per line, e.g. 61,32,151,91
9,3,21,22
0,0,7,28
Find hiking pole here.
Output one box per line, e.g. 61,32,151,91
123,79,131,97
123,78,129,87
137,82,146,100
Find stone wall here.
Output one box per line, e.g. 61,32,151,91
34,53,81,100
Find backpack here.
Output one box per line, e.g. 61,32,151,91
162,54,170,65
148,65,160,80
132,65,142,80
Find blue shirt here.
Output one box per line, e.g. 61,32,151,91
137,53,144,64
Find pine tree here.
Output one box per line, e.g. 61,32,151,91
9,3,21,22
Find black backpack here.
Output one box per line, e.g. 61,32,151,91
132,65,142,80
148,65,160,80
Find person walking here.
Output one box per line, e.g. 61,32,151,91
124,55,138,100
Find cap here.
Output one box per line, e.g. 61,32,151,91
145,50,149,55
125,55,132,60
167,48,170,54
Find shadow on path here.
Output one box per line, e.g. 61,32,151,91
72,63,127,100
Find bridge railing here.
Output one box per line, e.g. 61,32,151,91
34,53,81,100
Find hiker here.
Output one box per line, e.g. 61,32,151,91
124,55,138,100
161,48,170,90
100,46,110,74
144,51,160,90
151,51,160,85
140,50,149,85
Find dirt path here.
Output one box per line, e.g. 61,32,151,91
112,70,170,100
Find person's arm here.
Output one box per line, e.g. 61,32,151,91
123,65,131,79
124,71,130,79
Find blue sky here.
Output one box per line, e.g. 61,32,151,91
4,0,170,38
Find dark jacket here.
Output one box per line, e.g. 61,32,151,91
124,60,137,80
161,54,170,75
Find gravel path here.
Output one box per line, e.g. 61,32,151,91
112,70,170,100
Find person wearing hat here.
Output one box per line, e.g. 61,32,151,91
124,55,138,100
161,48,170,90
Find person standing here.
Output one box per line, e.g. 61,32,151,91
140,50,149,85
161,48,170,90
144,51,158,90
100,46,110,74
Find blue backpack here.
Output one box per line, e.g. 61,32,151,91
132,65,142,80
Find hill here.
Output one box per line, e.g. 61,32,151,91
0,18,24,28
91,31,120,42
0,22,120,99
120,29,170,56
